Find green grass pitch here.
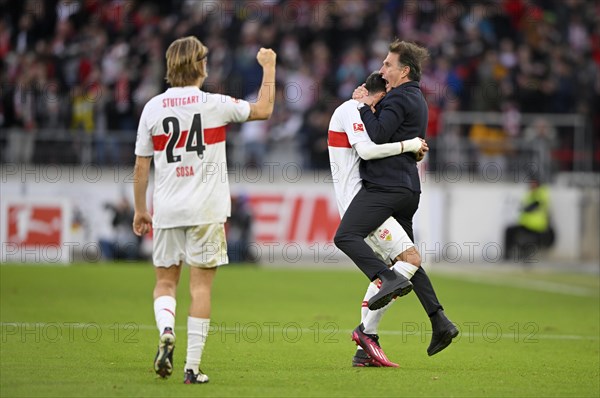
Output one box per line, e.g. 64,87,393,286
1,263,599,397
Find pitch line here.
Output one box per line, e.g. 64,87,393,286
1,322,598,341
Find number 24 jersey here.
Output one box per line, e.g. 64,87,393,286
135,86,250,228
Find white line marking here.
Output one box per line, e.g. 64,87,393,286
1,322,598,341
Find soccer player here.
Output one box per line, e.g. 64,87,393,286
132,36,276,384
334,40,458,364
329,71,428,367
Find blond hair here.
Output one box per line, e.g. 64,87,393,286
165,36,208,87
388,40,429,82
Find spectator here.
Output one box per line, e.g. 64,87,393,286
301,103,332,170
70,84,95,164
469,122,509,175
0,0,597,171
5,60,39,164
504,179,555,262
522,118,558,183
238,106,268,168
226,195,255,263
99,197,140,261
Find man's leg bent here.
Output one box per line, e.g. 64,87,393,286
334,187,398,281
336,188,413,309
392,208,458,355
395,249,442,317
396,249,458,355
392,196,445,317
361,219,416,335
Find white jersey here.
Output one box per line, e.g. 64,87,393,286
135,86,250,228
328,99,416,262
327,99,372,216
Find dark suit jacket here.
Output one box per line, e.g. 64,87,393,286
358,81,428,192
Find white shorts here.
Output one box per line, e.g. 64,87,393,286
153,223,228,268
365,217,415,265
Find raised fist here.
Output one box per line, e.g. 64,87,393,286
257,48,276,67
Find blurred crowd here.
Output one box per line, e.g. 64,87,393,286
0,0,598,172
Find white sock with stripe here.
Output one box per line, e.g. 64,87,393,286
361,262,419,336
360,282,379,323
185,317,210,372
154,296,176,335
363,294,396,335
358,281,395,345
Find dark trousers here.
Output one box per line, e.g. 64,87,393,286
335,182,444,316
334,183,420,281
412,267,443,316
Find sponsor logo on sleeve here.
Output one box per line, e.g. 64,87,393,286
353,123,364,133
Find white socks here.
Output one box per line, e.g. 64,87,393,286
185,317,210,372
361,281,396,335
360,262,420,336
154,297,210,372
393,261,419,279
360,282,379,322
154,296,176,334
362,295,396,334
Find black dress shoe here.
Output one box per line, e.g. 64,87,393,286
367,270,413,310
427,310,459,356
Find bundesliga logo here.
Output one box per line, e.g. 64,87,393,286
352,123,364,133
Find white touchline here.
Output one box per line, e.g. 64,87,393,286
1,323,598,341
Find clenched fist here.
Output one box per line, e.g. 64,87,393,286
257,48,276,67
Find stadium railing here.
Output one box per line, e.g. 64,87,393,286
0,112,595,182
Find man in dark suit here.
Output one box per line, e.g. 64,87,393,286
335,40,458,362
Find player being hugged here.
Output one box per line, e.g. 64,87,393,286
132,36,276,384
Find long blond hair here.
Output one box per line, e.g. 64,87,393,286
165,36,208,87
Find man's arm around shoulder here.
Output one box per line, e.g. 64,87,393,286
359,91,405,144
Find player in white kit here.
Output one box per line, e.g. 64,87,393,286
132,36,276,383
328,72,427,367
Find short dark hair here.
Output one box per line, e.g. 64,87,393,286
364,72,387,94
389,40,429,81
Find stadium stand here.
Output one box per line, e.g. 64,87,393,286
0,0,598,174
